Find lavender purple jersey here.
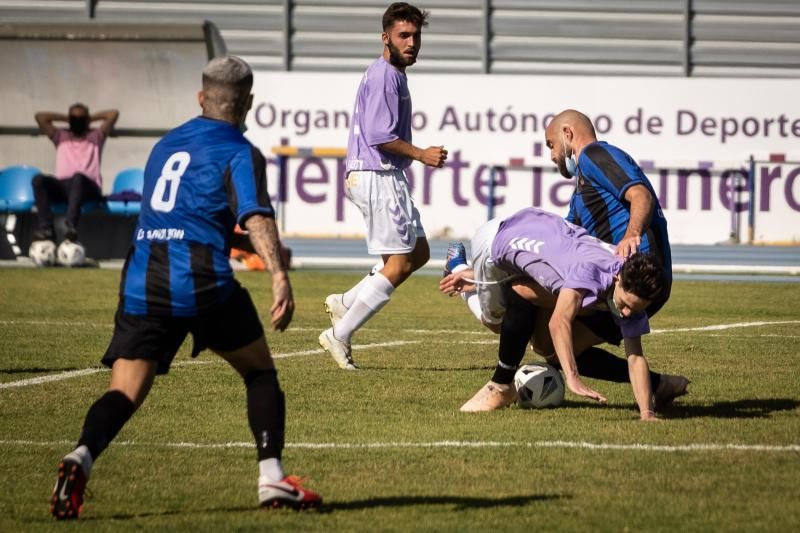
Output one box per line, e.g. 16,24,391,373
475,208,649,338
346,57,413,172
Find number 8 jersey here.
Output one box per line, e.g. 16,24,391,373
120,116,275,317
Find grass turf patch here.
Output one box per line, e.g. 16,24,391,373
1,268,799,531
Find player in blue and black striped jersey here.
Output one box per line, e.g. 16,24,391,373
545,109,672,316
50,56,320,521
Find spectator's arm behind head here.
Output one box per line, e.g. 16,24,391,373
34,111,66,139
92,109,120,137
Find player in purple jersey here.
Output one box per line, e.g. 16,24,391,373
441,208,688,419
49,57,320,520
319,3,448,370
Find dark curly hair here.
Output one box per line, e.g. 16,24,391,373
383,2,429,31
618,253,665,302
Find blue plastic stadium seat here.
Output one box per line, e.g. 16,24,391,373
106,168,144,215
0,165,40,213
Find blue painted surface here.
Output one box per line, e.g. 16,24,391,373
281,238,800,283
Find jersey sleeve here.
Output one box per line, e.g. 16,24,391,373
613,311,650,338
562,263,615,307
228,146,275,226
363,73,401,146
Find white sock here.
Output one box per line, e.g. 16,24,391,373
462,290,483,322
342,260,384,308
65,445,93,478
258,458,285,483
334,272,394,342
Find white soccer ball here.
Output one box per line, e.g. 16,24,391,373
57,241,86,267
29,240,56,267
514,363,565,408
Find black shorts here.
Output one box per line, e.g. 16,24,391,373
504,286,623,347
102,283,264,374
576,312,623,346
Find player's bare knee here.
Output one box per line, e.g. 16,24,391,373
216,336,274,377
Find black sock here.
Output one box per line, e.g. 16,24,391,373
77,390,136,460
493,291,537,384
552,347,661,389
245,368,285,462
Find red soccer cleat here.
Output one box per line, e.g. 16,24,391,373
50,459,87,520
258,475,322,510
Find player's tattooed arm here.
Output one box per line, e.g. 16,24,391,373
244,214,294,331
244,214,284,274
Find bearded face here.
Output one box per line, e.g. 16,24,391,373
383,20,421,69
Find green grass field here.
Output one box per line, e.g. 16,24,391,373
1,268,799,532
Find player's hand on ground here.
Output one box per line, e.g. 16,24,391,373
270,273,294,331
439,269,475,296
565,376,607,404
640,410,661,422
420,146,447,168
615,234,640,258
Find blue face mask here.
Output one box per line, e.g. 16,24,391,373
565,154,578,177
561,133,578,177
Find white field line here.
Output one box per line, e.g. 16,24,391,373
651,320,800,334
0,360,213,389
0,438,797,454
0,341,418,390
2,320,797,390
0,320,113,328
1,322,491,336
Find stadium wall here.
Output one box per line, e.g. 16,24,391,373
246,72,800,245
1,1,799,245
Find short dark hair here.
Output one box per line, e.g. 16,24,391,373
382,2,429,31
619,253,665,302
69,103,89,115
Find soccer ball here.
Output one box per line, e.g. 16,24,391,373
57,241,86,267
28,240,56,267
514,363,565,408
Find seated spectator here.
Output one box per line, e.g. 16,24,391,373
32,103,119,241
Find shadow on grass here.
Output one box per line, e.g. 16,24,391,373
0,367,82,374
546,398,800,419
366,365,496,372
663,398,800,419
75,494,566,520
80,509,185,521
320,493,565,512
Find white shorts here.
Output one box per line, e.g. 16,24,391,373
345,169,426,255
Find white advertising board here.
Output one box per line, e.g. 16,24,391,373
247,72,800,244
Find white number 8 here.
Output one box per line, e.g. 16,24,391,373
151,151,190,212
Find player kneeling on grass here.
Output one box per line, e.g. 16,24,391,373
440,207,689,419
50,56,320,521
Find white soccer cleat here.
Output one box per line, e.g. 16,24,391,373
259,475,322,510
318,328,358,370
323,294,347,327
459,381,518,412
